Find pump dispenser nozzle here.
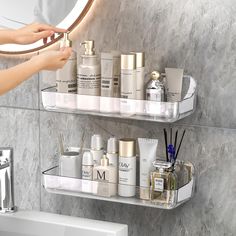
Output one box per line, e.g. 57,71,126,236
60,32,72,48
81,40,95,55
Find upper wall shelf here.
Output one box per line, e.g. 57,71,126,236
41,75,197,123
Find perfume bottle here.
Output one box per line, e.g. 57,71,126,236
93,155,117,197
146,71,166,102
150,160,177,206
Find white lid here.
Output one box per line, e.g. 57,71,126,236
107,137,118,153
82,151,93,165
91,134,103,150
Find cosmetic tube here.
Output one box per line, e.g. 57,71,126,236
100,51,121,113
165,68,184,102
138,138,158,200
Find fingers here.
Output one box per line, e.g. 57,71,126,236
60,47,72,60
36,23,67,34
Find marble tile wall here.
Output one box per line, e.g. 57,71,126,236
1,0,236,235
0,107,40,210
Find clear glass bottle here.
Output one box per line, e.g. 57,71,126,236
150,160,177,206
146,71,166,102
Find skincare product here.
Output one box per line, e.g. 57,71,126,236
93,154,117,197
138,138,158,200
77,40,101,96
120,54,136,99
56,33,77,93
107,137,118,168
82,151,93,193
82,151,93,180
100,51,121,113
131,52,145,100
59,151,82,178
118,138,136,197
165,68,184,102
150,160,177,206
146,71,166,102
90,134,104,165
120,54,136,115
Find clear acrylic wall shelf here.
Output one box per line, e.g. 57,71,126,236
42,155,195,210
41,75,197,123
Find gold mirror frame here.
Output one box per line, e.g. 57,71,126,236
0,0,94,56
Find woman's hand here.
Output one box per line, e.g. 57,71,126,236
30,47,72,71
12,22,67,45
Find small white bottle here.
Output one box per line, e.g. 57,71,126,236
82,151,93,180
56,33,77,93
118,139,136,197
82,151,93,193
93,155,117,197
77,40,101,96
107,137,118,168
90,134,104,165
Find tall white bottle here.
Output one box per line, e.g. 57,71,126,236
118,138,136,197
77,40,101,96
56,33,77,93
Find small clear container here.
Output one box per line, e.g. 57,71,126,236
150,160,177,207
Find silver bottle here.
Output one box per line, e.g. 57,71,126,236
146,71,166,102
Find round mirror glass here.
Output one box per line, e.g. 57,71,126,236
0,0,93,54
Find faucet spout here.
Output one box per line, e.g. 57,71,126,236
0,147,16,213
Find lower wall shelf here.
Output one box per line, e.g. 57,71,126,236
42,162,195,210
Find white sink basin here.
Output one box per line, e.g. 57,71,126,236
0,210,128,236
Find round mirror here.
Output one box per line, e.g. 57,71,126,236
0,0,94,55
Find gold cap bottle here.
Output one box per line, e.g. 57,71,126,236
81,40,95,55
121,54,136,70
60,32,72,48
131,52,145,68
101,154,109,166
119,138,136,157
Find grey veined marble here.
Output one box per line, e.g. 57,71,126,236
1,0,236,235
39,111,236,236
0,57,39,109
0,107,40,210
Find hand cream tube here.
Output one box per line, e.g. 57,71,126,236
138,138,158,200
165,68,184,102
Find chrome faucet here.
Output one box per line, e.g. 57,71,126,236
0,147,16,213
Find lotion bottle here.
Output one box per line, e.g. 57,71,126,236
56,33,77,93
93,154,117,197
77,40,101,96
118,138,136,197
